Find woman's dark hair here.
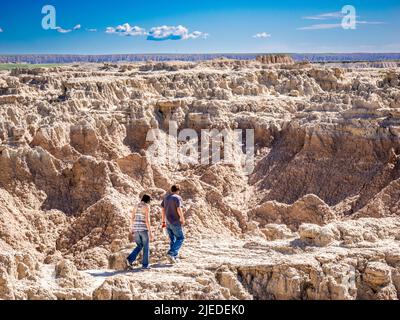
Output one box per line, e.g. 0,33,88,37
171,185,181,193
141,194,151,204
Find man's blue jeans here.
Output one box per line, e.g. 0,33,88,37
167,223,185,258
127,230,149,268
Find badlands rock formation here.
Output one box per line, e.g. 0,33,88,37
256,54,295,64
0,56,400,300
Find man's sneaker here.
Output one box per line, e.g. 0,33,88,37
142,266,151,270
167,254,177,264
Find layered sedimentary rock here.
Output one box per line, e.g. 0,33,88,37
0,59,400,299
256,54,295,65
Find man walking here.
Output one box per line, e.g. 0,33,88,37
161,185,185,263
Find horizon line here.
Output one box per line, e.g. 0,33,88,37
1,52,400,56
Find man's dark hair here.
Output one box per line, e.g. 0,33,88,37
141,194,151,204
171,185,180,193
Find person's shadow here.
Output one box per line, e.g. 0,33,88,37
151,263,173,269
87,263,173,278
87,268,142,277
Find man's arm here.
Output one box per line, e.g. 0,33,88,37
161,208,166,226
177,207,185,225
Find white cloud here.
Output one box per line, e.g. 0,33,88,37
0,28,3,33
253,32,271,39
188,30,209,39
55,24,81,34
147,25,207,41
297,23,342,30
357,21,386,25
105,23,208,41
55,27,72,33
298,20,386,30
147,25,208,41
87,28,97,32
383,43,400,50
106,23,146,36
298,10,385,31
302,11,343,20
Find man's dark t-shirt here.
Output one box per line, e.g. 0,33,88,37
161,194,182,225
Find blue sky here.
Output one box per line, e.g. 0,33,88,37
0,0,399,54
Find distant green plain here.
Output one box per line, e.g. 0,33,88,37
0,63,63,70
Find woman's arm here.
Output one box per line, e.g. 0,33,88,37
131,207,136,227
145,206,154,241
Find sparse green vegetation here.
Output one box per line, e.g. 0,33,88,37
0,63,63,71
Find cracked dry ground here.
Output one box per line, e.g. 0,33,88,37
1,57,400,300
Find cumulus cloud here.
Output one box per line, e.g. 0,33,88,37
73,24,81,30
253,32,271,39
188,30,209,39
147,25,208,41
106,23,147,36
105,23,208,41
0,28,3,33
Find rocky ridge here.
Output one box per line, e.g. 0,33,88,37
1,57,400,299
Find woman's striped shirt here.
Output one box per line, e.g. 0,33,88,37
132,202,149,232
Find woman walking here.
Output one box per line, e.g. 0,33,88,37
126,194,154,270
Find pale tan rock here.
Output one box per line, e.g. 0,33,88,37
216,266,251,300
250,194,336,231
256,54,294,65
0,271,15,300
363,262,392,288
25,287,57,300
0,61,400,300
55,259,92,289
299,224,339,246
108,249,131,270
110,239,124,253
261,224,294,240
